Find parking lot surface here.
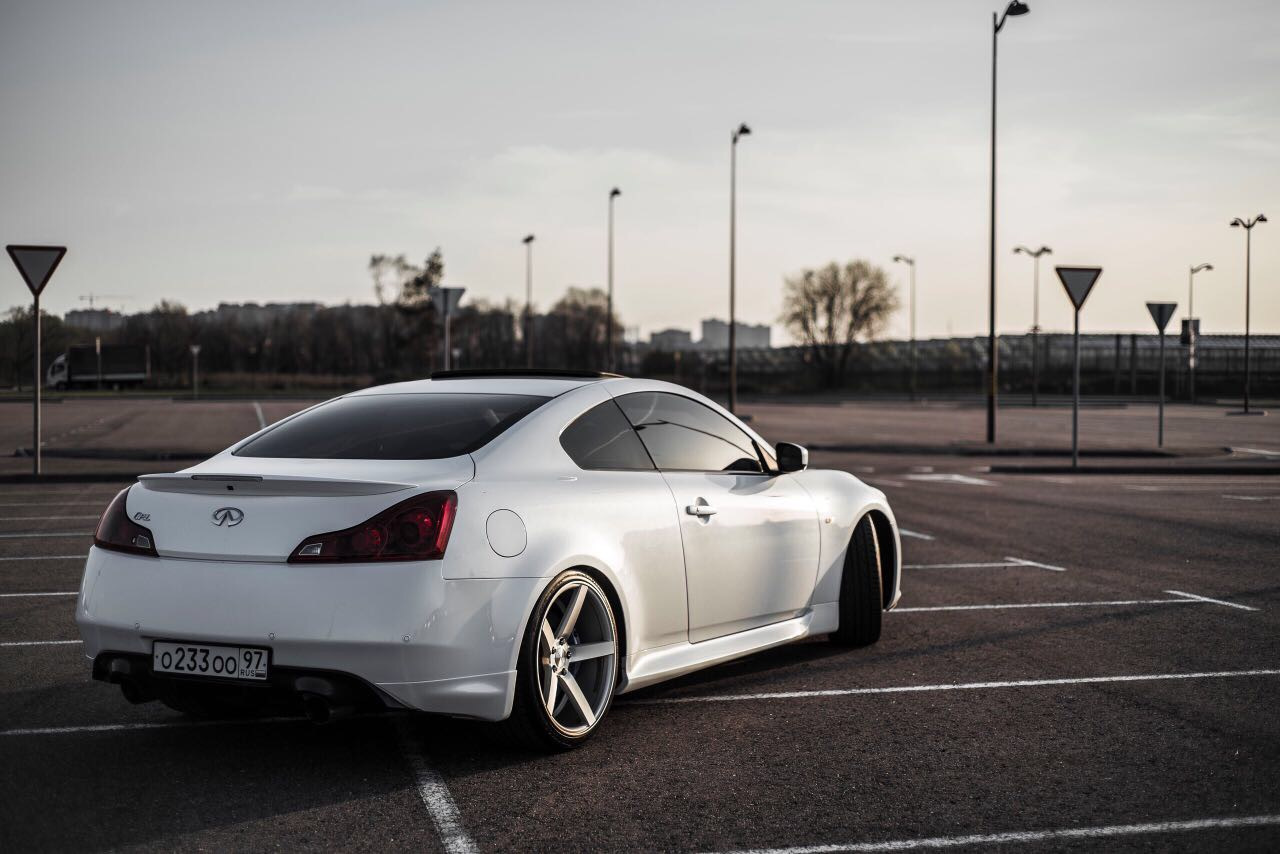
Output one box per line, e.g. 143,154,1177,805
1,400,1278,851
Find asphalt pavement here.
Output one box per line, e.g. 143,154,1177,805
1,401,1278,852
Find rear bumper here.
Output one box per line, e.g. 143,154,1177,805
75,547,542,720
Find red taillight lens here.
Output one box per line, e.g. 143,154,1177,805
288,491,457,563
94,488,158,557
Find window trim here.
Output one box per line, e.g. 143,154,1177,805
558,398,658,473
613,390,777,476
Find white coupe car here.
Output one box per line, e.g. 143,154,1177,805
77,371,901,749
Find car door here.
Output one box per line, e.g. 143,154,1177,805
615,392,820,643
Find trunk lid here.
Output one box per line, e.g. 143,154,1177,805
127,454,474,562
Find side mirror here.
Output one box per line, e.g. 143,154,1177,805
776,442,808,473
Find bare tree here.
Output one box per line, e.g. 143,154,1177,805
781,260,899,387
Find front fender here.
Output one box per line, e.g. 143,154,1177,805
788,469,901,609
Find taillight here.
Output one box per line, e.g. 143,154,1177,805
94,488,158,557
288,491,457,563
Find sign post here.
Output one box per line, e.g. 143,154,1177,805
430,287,465,371
1147,302,1177,447
1055,266,1102,470
6,245,67,476
189,344,202,399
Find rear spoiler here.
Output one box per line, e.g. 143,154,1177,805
137,473,416,497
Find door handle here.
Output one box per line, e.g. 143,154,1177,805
685,504,718,517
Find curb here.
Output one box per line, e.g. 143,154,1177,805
988,464,1280,476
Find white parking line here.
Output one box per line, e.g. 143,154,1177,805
905,561,1016,569
0,532,91,539
397,719,478,854
0,554,84,561
905,473,994,486
1166,589,1259,612
1004,556,1067,572
707,814,1280,853
1223,494,1278,502
253,401,267,429
1,716,302,737
0,591,76,598
0,640,81,647
631,668,1280,706
892,589,1252,614
1234,447,1280,458
0,515,98,521
898,528,934,541
904,556,1065,572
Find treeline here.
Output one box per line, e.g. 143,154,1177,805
0,287,624,390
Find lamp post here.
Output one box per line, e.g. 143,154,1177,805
728,122,750,415
1187,262,1212,401
607,188,621,372
892,255,917,400
1229,214,1266,415
986,0,1031,443
1013,245,1052,406
522,234,535,368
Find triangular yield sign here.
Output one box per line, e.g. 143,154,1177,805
1055,266,1102,310
1146,301,1177,332
6,245,67,297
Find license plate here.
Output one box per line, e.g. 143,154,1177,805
152,641,269,681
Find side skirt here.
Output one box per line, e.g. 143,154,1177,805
617,603,837,695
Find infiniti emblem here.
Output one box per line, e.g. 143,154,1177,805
211,507,245,527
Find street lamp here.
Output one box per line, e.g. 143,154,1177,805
1187,262,1213,401
728,122,750,415
607,188,621,372
1013,244,1052,406
986,0,1030,443
892,255,917,400
1229,214,1267,415
522,234,535,368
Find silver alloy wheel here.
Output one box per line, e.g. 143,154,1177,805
537,579,617,736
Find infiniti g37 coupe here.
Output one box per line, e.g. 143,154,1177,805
77,371,901,749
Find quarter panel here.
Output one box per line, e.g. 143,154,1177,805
443,384,690,657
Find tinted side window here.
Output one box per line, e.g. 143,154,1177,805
616,392,763,473
235,393,549,460
560,400,654,471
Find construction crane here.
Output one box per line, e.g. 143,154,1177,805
79,294,129,310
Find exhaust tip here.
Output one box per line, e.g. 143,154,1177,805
119,678,147,705
302,693,331,724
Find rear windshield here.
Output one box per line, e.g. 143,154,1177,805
234,393,549,460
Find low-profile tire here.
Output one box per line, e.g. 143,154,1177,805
500,570,619,751
830,515,884,647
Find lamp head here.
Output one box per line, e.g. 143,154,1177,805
893,255,912,264
610,187,621,198
1006,1,1030,15
522,234,535,244
1258,214,1268,223
734,123,751,141
1040,246,1053,255
1231,219,1242,228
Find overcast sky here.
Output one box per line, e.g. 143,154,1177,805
2,0,1277,343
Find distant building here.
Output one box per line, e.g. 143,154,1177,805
204,302,323,326
64,308,126,332
700,318,771,350
649,328,694,351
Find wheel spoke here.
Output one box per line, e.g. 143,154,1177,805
558,671,596,727
543,665,559,712
569,641,614,662
556,585,588,639
540,618,556,651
